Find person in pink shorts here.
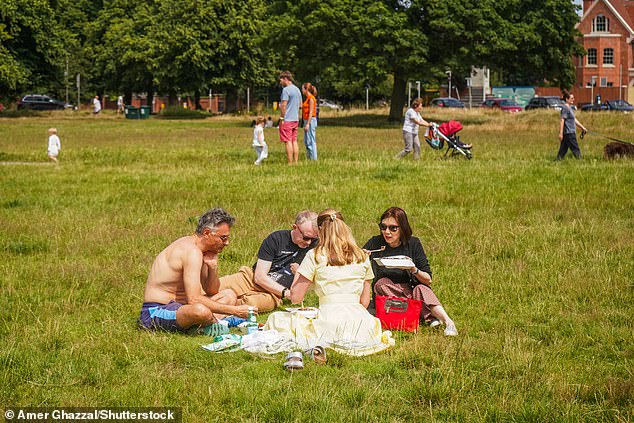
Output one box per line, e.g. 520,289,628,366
278,71,302,164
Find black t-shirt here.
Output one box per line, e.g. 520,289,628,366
363,235,432,285
253,229,315,288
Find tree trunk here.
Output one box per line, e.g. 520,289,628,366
389,69,407,122
124,91,133,107
225,87,238,113
146,81,154,113
194,90,202,110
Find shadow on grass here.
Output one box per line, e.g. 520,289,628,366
319,112,491,128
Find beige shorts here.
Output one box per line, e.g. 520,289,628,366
219,266,282,312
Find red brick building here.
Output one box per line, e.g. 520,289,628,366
576,0,634,102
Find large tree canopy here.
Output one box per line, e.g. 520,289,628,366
0,0,582,115
0,0,70,97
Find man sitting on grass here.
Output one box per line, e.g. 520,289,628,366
219,210,318,312
139,208,254,333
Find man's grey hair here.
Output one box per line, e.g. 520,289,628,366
295,210,317,228
196,208,235,234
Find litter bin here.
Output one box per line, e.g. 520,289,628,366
139,106,151,119
125,105,140,119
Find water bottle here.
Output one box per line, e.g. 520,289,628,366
247,306,258,334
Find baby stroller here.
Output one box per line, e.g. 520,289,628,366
424,120,472,160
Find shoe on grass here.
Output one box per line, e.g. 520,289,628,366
444,323,458,337
429,318,441,328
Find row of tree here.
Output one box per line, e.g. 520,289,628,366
1,0,583,120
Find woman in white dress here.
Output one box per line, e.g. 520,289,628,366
264,209,394,356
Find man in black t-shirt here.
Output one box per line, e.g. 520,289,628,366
218,210,318,312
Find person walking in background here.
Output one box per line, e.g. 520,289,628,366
47,128,61,163
252,116,268,165
278,71,302,164
557,91,587,161
117,95,124,114
395,98,432,160
301,82,318,161
92,95,102,115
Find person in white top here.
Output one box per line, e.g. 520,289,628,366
117,95,124,114
93,95,102,114
396,98,432,160
252,116,268,165
47,128,61,163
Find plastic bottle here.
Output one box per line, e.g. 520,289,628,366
247,306,258,334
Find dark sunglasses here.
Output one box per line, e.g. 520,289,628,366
378,223,399,232
295,225,319,242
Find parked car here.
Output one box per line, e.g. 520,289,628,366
580,103,608,112
318,98,342,110
481,98,523,112
524,96,565,111
580,100,633,112
606,99,634,112
17,95,72,110
429,97,465,108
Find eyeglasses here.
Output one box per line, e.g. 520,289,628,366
378,223,399,232
295,225,318,242
211,232,230,242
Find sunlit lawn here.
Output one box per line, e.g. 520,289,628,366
1,108,632,421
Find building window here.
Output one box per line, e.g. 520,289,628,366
587,48,597,65
600,77,608,87
603,48,614,65
593,14,609,32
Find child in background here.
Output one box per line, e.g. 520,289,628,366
252,116,268,165
47,128,61,163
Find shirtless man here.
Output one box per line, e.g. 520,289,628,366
139,208,254,332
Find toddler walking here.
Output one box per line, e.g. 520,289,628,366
252,116,268,165
47,128,61,163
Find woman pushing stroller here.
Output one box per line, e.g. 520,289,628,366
395,98,433,160
396,98,471,160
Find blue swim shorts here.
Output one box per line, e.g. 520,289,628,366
138,300,183,331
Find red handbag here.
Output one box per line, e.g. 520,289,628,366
375,296,422,332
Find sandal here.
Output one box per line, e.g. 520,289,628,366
283,352,304,371
311,346,327,365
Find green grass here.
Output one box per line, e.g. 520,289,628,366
1,109,633,421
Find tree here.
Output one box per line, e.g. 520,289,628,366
150,0,271,108
265,0,583,120
0,0,71,98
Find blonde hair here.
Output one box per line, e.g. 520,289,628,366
315,208,367,266
48,128,57,135
255,116,265,125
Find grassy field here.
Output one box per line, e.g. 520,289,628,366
1,108,633,422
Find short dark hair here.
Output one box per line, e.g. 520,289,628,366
562,90,572,101
411,97,423,108
195,208,235,234
379,207,413,245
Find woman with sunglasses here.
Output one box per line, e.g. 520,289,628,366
264,209,394,356
364,207,458,336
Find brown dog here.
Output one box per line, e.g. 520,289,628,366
604,142,634,160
